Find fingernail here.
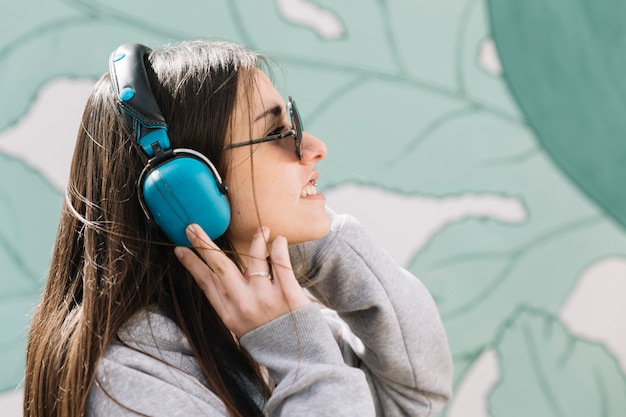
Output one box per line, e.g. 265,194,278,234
174,247,184,259
257,226,269,238
186,224,198,239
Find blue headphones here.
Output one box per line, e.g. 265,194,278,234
109,43,231,246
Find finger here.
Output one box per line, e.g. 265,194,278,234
270,236,310,309
185,223,219,252
246,227,271,282
185,224,248,299
174,246,223,302
175,246,244,331
186,224,235,277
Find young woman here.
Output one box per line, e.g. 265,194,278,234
23,39,453,417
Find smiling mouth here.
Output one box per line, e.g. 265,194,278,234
301,180,318,197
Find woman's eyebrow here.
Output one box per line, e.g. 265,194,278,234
254,104,283,123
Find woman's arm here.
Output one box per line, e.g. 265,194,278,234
289,209,454,416
240,304,376,416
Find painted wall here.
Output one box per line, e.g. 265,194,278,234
1,0,625,415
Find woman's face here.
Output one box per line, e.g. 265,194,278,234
224,69,331,253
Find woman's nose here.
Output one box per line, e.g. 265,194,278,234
299,132,327,164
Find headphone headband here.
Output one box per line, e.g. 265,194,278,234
109,43,170,157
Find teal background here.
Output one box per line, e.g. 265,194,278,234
1,0,625,415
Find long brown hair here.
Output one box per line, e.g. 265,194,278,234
24,40,272,417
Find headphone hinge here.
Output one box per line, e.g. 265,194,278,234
148,142,173,168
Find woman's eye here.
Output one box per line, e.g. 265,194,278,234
268,125,285,136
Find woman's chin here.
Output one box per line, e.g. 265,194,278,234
289,216,332,246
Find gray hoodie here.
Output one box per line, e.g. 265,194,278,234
87,210,453,416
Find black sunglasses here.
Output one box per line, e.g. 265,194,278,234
223,96,303,160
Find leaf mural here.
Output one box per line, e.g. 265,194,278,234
0,153,62,391
491,308,626,417
487,0,626,233
0,1,624,416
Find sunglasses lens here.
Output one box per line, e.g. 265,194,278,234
289,97,302,159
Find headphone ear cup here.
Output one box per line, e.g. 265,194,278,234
140,152,230,246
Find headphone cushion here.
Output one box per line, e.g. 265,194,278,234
142,156,230,246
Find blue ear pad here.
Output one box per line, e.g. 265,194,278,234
141,155,231,246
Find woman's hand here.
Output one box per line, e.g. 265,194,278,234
174,224,311,338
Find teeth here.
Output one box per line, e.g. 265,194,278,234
301,182,318,197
